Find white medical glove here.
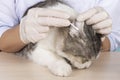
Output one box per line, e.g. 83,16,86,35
20,8,70,44
77,7,112,35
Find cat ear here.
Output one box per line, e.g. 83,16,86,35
69,22,85,37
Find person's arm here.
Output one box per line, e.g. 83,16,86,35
101,37,110,52
0,8,71,53
0,25,26,53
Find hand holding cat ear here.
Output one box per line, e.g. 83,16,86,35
77,7,112,35
20,8,71,44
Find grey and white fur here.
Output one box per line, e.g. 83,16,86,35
17,0,102,77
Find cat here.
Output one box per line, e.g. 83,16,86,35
17,0,102,77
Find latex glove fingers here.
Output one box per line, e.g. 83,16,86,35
77,8,98,22
92,18,112,30
77,7,112,35
92,19,112,29
86,11,108,25
37,17,70,27
27,8,70,19
20,17,50,44
77,7,106,21
27,8,71,27
95,26,112,35
93,19,112,35
77,7,109,22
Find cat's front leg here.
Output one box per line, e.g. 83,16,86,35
56,50,92,69
28,48,72,77
71,59,92,69
48,59,72,77
68,56,92,69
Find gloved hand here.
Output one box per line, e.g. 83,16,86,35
77,7,112,35
19,8,71,44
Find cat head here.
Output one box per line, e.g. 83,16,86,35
63,21,102,60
